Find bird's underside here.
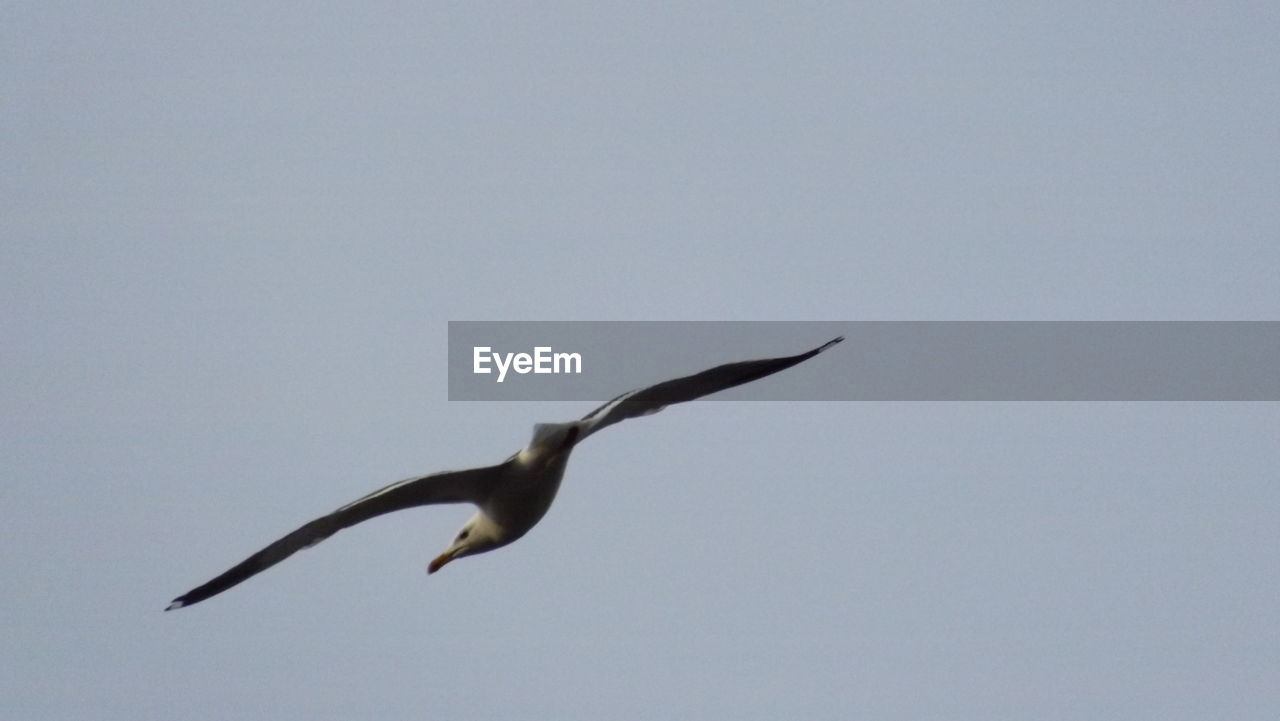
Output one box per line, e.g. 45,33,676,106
165,336,843,610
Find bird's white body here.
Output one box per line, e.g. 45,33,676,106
441,423,580,571
495,424,577,532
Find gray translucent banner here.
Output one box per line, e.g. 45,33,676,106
447,321,1278,401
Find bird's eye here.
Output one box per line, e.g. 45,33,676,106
457,529,470,541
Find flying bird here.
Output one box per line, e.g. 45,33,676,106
165,336,843,610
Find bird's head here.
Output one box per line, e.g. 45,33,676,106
428,512,504,575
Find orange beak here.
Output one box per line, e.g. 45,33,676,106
427,550,457,575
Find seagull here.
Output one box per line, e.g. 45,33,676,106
165,336,843,610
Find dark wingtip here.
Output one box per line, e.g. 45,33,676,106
164,599,185,612
818,336,845,352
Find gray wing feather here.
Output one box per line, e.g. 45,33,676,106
165,462,508,610
578,336,843,441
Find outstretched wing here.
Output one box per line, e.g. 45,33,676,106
165,462,509,610
577,336,843,442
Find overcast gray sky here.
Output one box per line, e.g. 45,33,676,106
4,3,1278,719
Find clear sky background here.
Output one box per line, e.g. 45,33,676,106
4,3,1278,719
